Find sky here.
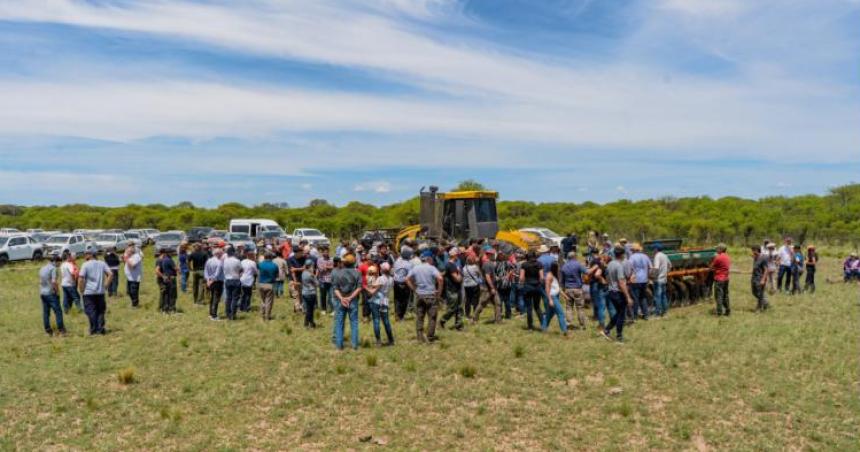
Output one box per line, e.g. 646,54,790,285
0,0,858,207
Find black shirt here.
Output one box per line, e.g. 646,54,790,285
444,262,461,292
104,252,120,268
158,256,178,278
521,260,541,285
189,251,209,271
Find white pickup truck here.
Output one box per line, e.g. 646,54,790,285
291,228,330,248
0,234,44,266
43,233,92,259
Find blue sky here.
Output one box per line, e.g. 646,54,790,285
0,0,858,207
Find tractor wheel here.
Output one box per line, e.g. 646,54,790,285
674,280,689,306
684,280,699,303
0,254,8,267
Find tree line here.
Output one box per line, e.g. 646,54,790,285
1,182,858,248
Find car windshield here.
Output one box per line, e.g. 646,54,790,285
125,233,139,239
48,236,70,243
160,234,181,241
262,231,281,238
209,231,225,238
302,229,323,236
538,229,561,238
229,233,250,240
262,225,282,232
96,234,116,241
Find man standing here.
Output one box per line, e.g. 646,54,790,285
406,250,443,343
472,249,501,324
316,247,334,313
155,249,178,313
239,250,258,312
78,251,113,335
123,243,143,307
104,247,121,297
439,247,464,330
223,247,243,320
332,254,362,350
751,246,770,312
711,244,731,316
60,253,81,313
257,252,278,321
189,244,209,305
652,243,671,318
288,247,307,313
39,256,66,336
560,251,587,330
392,248,414,321
602,246,633,342
628,243,652,320
273,251,287,299
204,248,225,320
777,238,793,293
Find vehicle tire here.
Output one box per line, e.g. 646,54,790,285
0,254,7,267
32,250,42,261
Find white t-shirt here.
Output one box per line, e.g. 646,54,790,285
778,245,793,266
125,252,143,282
549,276,560,297
60,261,77,287
223,256,242,281
240,259,258,286
372,274,393,306
653,252,670,284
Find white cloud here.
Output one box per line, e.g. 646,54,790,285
658,0,745,17
354,181,392,193
301,183,313,190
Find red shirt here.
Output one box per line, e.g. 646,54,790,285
358,262,370,288
712,253,731,282
279,242,292,260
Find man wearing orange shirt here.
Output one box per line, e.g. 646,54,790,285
711,244,731,316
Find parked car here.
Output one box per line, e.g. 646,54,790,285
224,232,257,252
187,227,214,243
229,219,285,241
123,231,144,248
28,232,53,244
0,234,44,266
94,232,129,253
140,229,161,244
0,228,21,236
206,230,227,247
291,228,330,248
43,233,90,258
519,227,563,248
26,228,44,234
154,231,186,255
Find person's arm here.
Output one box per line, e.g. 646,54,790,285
77,269,85,294
545,274,554,307
405,275,416,292
618,277,633,306
519,268,525,285
435,273,444,298
104,267,114,290
52,268,60,295
484,267,496,294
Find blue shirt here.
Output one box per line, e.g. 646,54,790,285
258,260,279,284
204,256,224,282
560,260,585,289
629,252,651,284
537,254,555,273
178,253,189,272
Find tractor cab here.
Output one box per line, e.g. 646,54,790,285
419,186,499,243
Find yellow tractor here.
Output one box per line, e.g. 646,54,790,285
395,186,540,252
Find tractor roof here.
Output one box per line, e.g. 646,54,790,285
440,190,498,200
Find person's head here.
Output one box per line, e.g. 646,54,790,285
716,243,727,254
793,244,801,251
214,248,224,258
321,247,330,258
51,255,62,266
602,233,609,240
367,265,378,278
620,238,628,245
127,241,136,251
193,243,201,251
766,242,776,251
613,246,625,259
653,242,663,252
84,250,94,260
159,249,168,257
497,250,507,261
304,260,314,271
526,251,537,262
421,249,435,264
107,246,116,254
66,252,75,262
550,244,560,254
537,245,549,255
448,247,460,261
333,256,342,267
807,245,815,255
751,246,761,257
631,243,642,253
851,252,858,259
342,253,356,267
378,243,388,253
567,251,577,261
784,237,792,245
294,247,304,257
380,262,391,275
485,248,497,261
264,252,273,260
401,248,414,260
226,246,235,257
549,261,560,279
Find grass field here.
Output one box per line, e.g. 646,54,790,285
0,252,858,451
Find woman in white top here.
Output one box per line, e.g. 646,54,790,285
462,256,483,318
541,261,568,335
123,245,143,307
366,263,394,346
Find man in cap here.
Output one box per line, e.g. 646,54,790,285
628,243,652,320
222,247,243,320
155,248,178,313
406,249,444,342
560,251,587,330
751,246,770,312
189,243,209,305
652,242,671,317
439,247,464,330
601,246,633,342
288,246,308,312
332,253,362,350
39,255,66,336
77,250,113,335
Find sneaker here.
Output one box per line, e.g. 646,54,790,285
600,330,612,341
209,316,220,321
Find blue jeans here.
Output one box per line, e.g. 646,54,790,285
41,294,65,333
334,300,359,350
590,282,607,326
225,280,241,320
274,280,284,297
62,286,82,312
653,282,668,316
605,291,626,339
108,269,119,296
630,283,649,319
181,270,189,292
541,294,568,333
319,282,333,312
370,302,394,344
512,284,525,314
777,265,791,292
302,293,317,327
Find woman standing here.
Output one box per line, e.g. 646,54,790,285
178,245,190,293
518,252,543,330
541,262,568,335
301,261,318,328
587,253,609,330
367,264,395,346
104,247,121,297
804,245,818,293
462,255,483,318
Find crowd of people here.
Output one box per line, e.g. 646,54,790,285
34,233,853,347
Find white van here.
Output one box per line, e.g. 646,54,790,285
229,219,286,241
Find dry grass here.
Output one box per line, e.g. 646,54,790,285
0,252,857,450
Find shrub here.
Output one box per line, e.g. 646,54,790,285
117,367,136,385
513,344,525,358
460,365,477,378
366,355,378,367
